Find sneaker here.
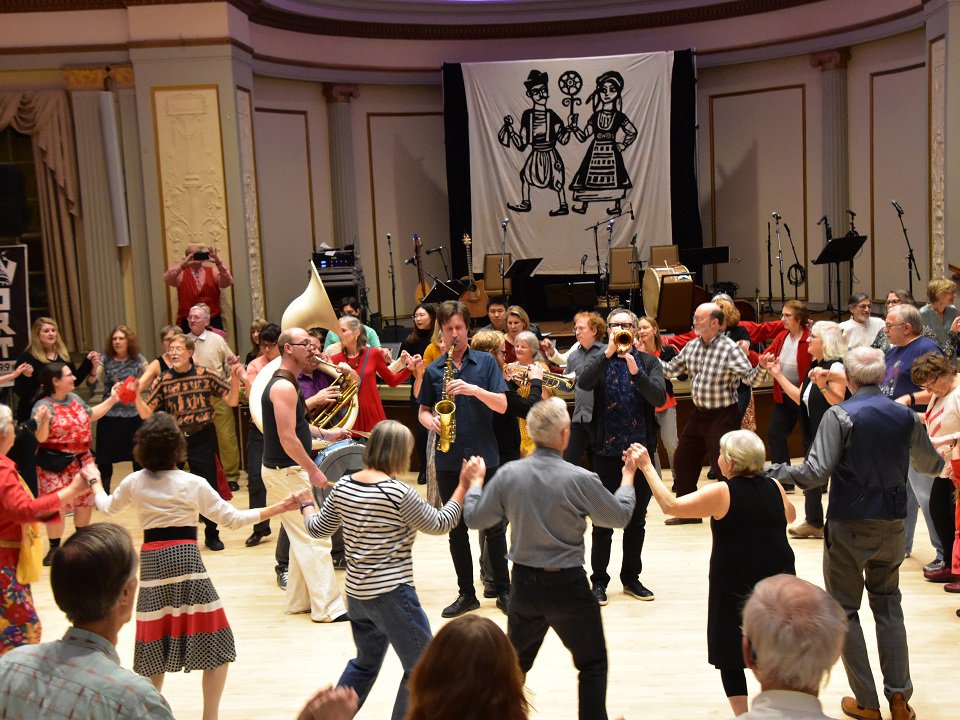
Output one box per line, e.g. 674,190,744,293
888,692,916,720
622,579,655,601
592,583,608,606
496,591,510,615
788,521,824,539
276,566,288,590
441,594,480,618
924,559,945,572
42,546,57,567
840,697,881,720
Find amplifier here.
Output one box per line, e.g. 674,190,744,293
313,249,354,269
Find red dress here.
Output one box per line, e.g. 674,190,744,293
0,454,61,654
33,393,96,509
329,348,410,433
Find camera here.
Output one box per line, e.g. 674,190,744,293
193,250,210,261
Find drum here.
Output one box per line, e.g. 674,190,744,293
642,264,692,318
312,439,366,505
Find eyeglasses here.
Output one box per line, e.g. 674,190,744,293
855,304,871,310
884,322,904,329
286,341,311,348
610,322,635,329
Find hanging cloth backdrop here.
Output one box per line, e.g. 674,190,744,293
459,52,673,275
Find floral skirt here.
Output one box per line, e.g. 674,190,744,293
37,453,95,511
0,565,41,655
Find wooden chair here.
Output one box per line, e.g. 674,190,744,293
483,253,512,296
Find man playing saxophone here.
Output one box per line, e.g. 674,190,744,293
418,300,509,619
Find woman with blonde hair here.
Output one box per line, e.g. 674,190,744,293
503,305,532,363
404,615,529,720
919,277,959,348
301,419,467,720
11,317,99,495
636,430,795,715
0,403,88,655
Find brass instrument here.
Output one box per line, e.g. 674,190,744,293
435,339,457,452
308,355,359,430
504,362,575,392
613,328,634,354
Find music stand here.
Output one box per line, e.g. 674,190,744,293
422,280,461,305
504,258,542,306
812,233,867,321
545,282,597,312
680,246,730,285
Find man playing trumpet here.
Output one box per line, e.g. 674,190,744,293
577,307,666,604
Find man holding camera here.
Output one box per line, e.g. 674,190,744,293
164,243,234,332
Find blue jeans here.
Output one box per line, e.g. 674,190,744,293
338,584,433,720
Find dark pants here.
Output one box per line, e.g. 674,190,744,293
564,422,595,468
95,415,142,494
410,398,428,484
276,526,290,569
930,476,955,566
767,396,801,464
437,466,509,596
509,565,608,720
672,404,741,496
590,453,653,588
804,487,826,527
183,425,220,542
9,432,38,496
247,426,269,535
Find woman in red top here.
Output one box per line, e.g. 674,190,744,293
31,362,120,564
762,300,812,475
636,316,679,473
0,403,88,655
328,316,415,433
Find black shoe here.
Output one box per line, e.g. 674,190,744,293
483,586,498,599
496,591,510,615
275,565,288,590
664,517,703,526
332,613,350,623
592,583,608,606
205,538,225,551
781,483,795,493
245,528,271,547
332,557,348,570
228,481,240,492
42,547,58,567
441,594,480,618
707,469,717,480
623,579,655,601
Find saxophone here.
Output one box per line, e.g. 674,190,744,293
435,339,457,452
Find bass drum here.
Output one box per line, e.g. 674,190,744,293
642,264,692,318
312,439,366,505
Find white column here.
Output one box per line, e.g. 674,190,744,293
323,84,360,251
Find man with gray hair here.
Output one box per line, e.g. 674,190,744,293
0,524,174,719
880,302,945,575
463,396,639,720
740,574,847,719
770,346,942,720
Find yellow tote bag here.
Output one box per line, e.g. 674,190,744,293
16,476,44,585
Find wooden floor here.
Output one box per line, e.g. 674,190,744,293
29,463,960,720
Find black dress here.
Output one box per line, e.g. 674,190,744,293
707,475,795,670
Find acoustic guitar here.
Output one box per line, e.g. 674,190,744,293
413,233,429,302
459,234,488,318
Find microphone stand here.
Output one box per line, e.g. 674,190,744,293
584,217,607,307
500,221,509,304
894,206,920,297
603,220,615,302
434,250,451,282
385,233,399,338
773,215,785,308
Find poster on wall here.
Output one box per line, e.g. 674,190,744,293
460,52,674,274
0,244,29,385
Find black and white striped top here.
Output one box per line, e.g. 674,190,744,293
304,475,462,599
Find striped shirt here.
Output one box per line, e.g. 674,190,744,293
305,475,461,599
661,332,766,410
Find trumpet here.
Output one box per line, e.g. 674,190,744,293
612,328,634,354
504,362,575,392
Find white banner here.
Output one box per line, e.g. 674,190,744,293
462,52,673,275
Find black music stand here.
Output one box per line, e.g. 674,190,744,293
545,282,597,312
422,280,461,305
504,258,542,306
679,246,730,285
812,233,867,321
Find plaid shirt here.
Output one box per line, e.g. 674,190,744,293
0,627,173,719
661,332,766,409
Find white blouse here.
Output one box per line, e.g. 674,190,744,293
95,468,260,530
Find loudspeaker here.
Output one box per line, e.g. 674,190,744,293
0,165,30,238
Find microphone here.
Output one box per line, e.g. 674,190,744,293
630,233,638,247
501,217,509,230
891,199,904,215
403,257,416,265
771,211,781,221
580,254,588,274
816,216,827,226
426,246,444,256
629,206,635,221
386,233,392,241
846,209,857,218
607,218,615,229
